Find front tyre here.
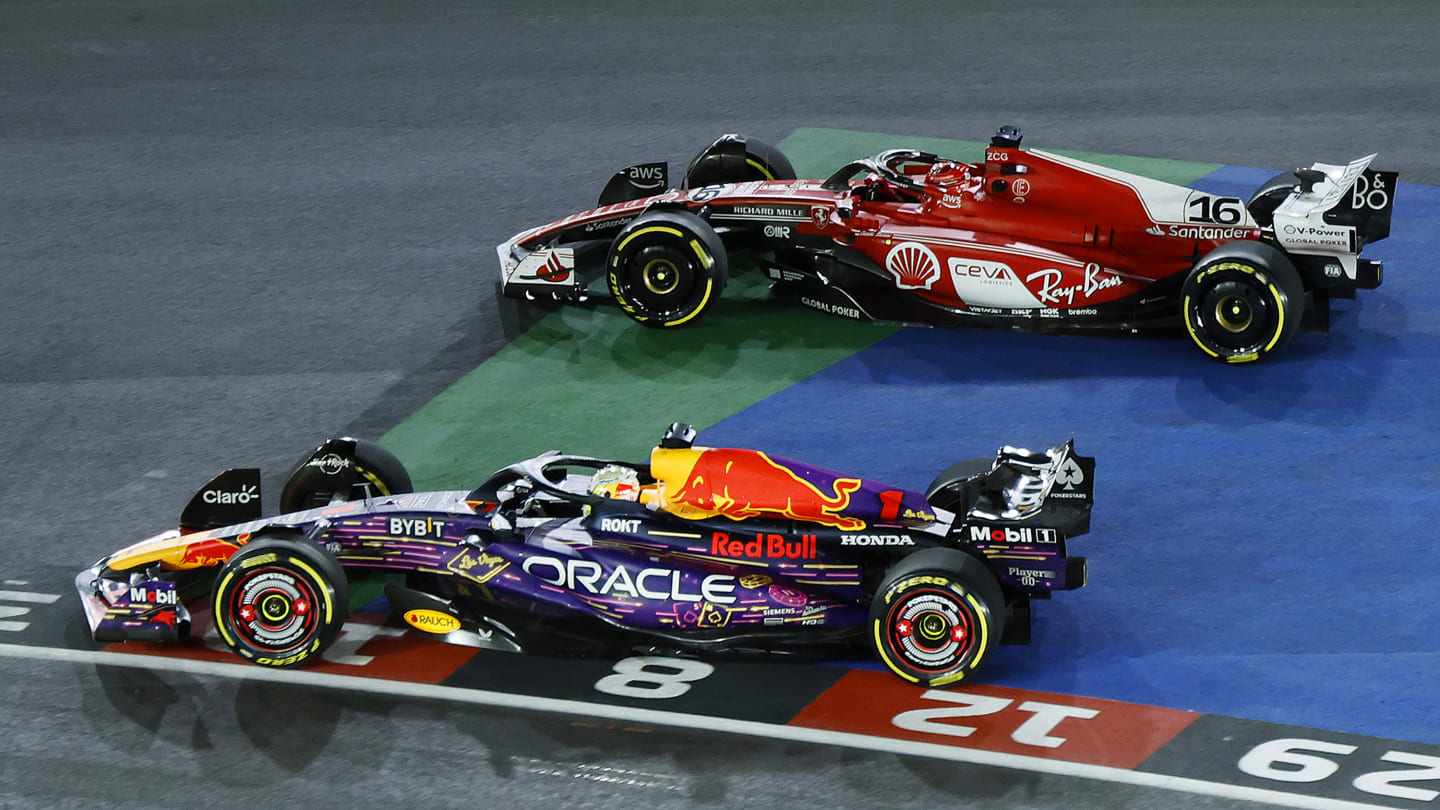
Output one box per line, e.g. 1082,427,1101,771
869,548,1004,687
606,210,728,327
279,438,413,514
1181,241,1303,364
212,535,348,667
683,134,796,188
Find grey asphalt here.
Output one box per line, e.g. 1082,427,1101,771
2,0,1434,807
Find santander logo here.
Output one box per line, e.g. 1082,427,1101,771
885,242,941,290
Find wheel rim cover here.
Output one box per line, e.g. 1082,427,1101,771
230,566,318,652
888,588,976,671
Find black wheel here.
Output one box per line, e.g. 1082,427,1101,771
279,437,413,513
682,134,796,189
924,457,993,516
1181,241,1304,364
869,548,1004,687
212,534,348,667
1246,171,1300,228
606,210,728,327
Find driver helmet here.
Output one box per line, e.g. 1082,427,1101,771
927,160,967,186
590,464,641,502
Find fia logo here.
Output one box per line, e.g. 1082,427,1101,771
1057,457,1085,491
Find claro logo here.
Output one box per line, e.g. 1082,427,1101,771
204,484,257,505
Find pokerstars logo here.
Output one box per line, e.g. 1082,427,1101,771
1049,457,1087,499
885,242,941,290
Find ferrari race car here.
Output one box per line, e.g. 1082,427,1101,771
497,127,1396,363
77,424,1094,686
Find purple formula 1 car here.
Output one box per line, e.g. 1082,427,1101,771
77,424,1094,686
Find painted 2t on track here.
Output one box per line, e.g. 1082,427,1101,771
76,425,1094,686
497,127,1395,363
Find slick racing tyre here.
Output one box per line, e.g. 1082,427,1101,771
1181,241,1303,364
606,210,728,327
682,134,796,189
212,534,348,668
870,548,1004,687
279,437,413,513
1246,171,1300,228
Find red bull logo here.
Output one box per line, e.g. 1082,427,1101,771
711,532,817,560
658,447,865,530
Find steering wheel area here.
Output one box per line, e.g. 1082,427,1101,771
821,148,941,202
468,453,655,520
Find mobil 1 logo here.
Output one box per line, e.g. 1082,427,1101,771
1137,714,1440,805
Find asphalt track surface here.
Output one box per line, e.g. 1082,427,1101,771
3,1,1438,807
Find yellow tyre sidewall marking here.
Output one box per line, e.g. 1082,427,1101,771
1184,262,1287,362
872,579,990,685
744,158,775,180
353,463,390,496
615,225,683,254
612,225,716,326
213,552,335,654
213,570,239,648
663,278,712,327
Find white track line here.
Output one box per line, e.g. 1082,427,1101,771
0,642,1400,810
0,591,61,604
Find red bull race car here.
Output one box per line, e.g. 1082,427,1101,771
77,424,1094,686
497,127,1396,363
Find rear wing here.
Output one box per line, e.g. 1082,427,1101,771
1274,155,1398,252
965,440,1094,535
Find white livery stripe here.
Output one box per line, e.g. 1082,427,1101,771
1028,148,1200,226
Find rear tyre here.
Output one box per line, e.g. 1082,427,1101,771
683,134,796,188
869,548,1004,687
1181,241,1303,364
606,210,728,327
280,438,413,513
1246,171,1300,228
212,534,348,668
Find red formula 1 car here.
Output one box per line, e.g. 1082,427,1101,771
497,127,1395,363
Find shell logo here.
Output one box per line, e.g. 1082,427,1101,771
403,609,461,634
884,242,941,290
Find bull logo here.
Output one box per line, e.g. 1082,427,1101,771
176,538,239,568
660,448,865,530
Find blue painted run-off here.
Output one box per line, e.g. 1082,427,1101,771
703,166,1440,745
